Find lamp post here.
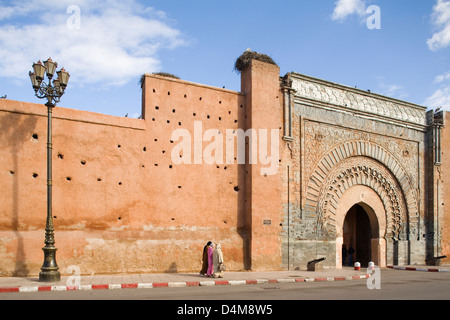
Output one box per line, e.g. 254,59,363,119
29,58,70,282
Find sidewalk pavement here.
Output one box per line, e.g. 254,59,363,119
0,265,448,293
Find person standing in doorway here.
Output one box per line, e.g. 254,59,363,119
342,244,347,266
348,244,355,266
199,241,212,276
206,243,215,277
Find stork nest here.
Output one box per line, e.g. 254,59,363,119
152,72,180,79
139,72,180,88
234,50,278,72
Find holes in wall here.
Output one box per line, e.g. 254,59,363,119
118,217,121,220
167,120,170,124
32,173,38,178
66,177,72,181
172,109,176,113
118,181,122,185
193,113,196,117
168,91,170,95
169,165,173,169
9,170,15,175
143,147,147,152
153,89,156,93
199,97,202,101
32,133,38,141
234,186,240,192
155,106,159,110
97,178,102,182
57,153,64,159
178,186,182,189
184,94,187,98
117,145,121,148
80,160,86,165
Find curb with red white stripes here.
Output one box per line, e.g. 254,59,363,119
0,274,370,293
387,265,449,272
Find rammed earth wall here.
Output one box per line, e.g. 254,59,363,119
0,54,448,277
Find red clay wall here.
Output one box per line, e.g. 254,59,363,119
0,60,284,277
240,60,283,270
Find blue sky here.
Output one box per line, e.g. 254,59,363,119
0,0,449,118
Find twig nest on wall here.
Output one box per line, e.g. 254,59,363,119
151,72,180,79
234,49,278,72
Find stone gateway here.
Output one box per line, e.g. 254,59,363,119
0,51,448,276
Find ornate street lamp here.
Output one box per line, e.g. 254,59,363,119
29,58,70,282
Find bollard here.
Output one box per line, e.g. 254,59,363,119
368,261,374,270
354,262,361,271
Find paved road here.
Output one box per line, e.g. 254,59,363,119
1,268,448,300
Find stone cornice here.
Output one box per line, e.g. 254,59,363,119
290,73,428,130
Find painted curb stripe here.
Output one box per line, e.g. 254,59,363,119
0,273,376,293
387,265,449,272
152,282,168,288
0,287,19,293
186,281,200,287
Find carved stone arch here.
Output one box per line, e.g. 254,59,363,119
316,156,406,240
305,140,419,240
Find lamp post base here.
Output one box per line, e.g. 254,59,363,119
39,270,61,282
39,247,60,282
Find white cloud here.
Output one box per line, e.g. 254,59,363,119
435,71,450,83
0,0,188,87
331,0,367,22
425,87,450,110
427,0,450,51
425,71,450,110
383,85,409,100
377,80,409,101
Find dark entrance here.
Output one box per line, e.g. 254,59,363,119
343,204,372,267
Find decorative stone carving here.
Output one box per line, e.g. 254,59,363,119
303,121,419,191
316,157,406,240
302,122,420,241
291,74,427,128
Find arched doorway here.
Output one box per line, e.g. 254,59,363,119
335,185,387,269
343,204,372,267
303,143,418,269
